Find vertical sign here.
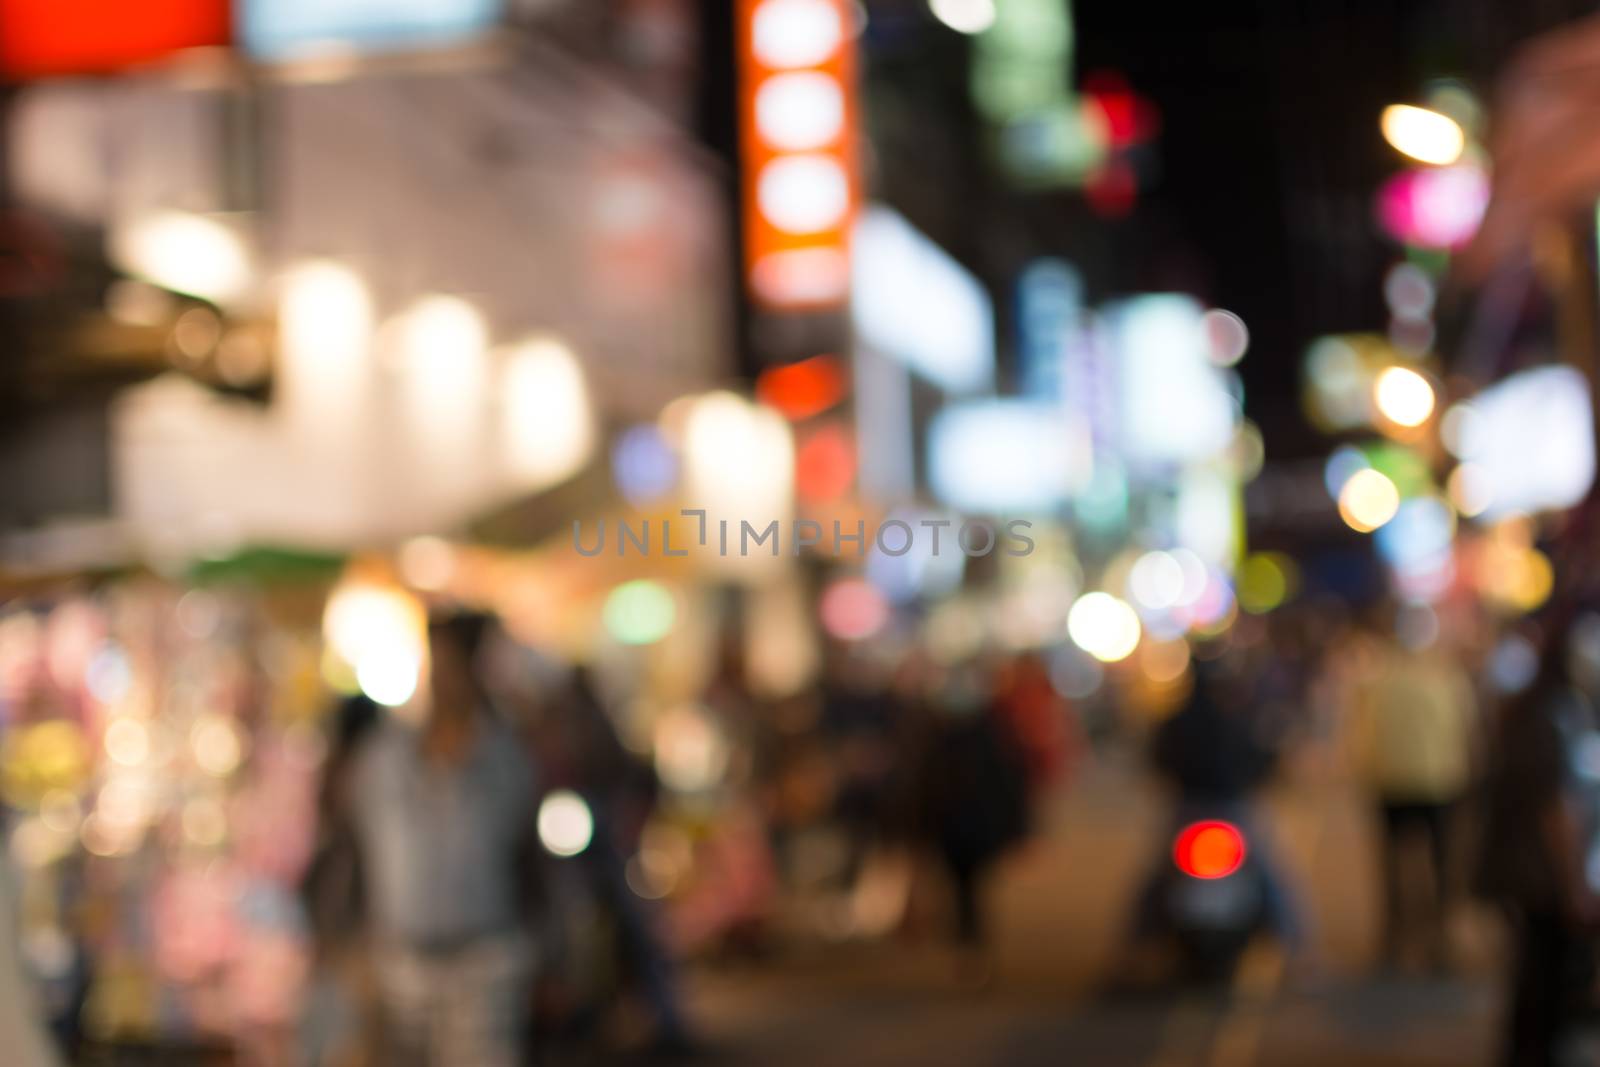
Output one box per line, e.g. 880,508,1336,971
736,0,859,310
0,0,227,78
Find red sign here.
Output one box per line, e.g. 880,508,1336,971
736,0,859,310
0,0,229,79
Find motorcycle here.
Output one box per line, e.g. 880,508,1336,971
1158,816,1267,982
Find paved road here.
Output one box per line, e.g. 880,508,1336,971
672,755,1503,1067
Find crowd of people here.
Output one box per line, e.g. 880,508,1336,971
287,590,1600,1066
283,606,1095,1063
7,584,1600,1067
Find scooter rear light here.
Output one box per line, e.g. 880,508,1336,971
1173,819,1246,880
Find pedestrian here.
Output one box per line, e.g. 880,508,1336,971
1353,629,1478,970
343,611,541,1067
1481,614,1600,1067
300,693,381,1066
539,665,691,1054
917,660,1031,982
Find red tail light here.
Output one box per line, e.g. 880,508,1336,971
1173,819,1246,880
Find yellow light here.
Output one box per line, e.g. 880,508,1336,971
1381,104,1466,166
323,583,425,670
108,210,252,305
323,581,426,710
683,392,794,531
277,260,374,433
1338,468,1401,532
355,649,421,708
279,261,373,374
1373,366,1435,427
500,337,595,492
398,295,489,429
1067,592,1142,663
2,721,90,809
1481,547,1554,614
1237,552,1295,614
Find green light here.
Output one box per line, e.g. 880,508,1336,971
1359,441,1433,499
1237,552,1297,615
971,0,1095,186
603,580,676,645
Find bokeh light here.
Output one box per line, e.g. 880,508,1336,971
397,536,457,593
103,718,150,767
653,706,730,793
1447,462,1493,517
752,0,845,69
1173,819,1247,880
537,790,594,857
756,71,846,151
1201,308,1249,367
603,581,677,646
1338,468,1401,532
1129,550,1185,611
820,578,890,641
929,0,996,34
758,154,852,234
1373,365,1436,427
1236,552,1297,615
795,424,855,501
1380,104,1465,165
109,210,252,306
500,337,595,492
755,354,847,420
611,425,679,505
1067,592,1142,663
355,649,421,707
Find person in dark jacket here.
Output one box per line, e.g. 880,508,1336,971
1481,616,1600,1067
916,661,1031,979
1116,660,1304,972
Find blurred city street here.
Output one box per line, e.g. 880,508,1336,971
7,1,1600,1065
674,755,1499,1067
